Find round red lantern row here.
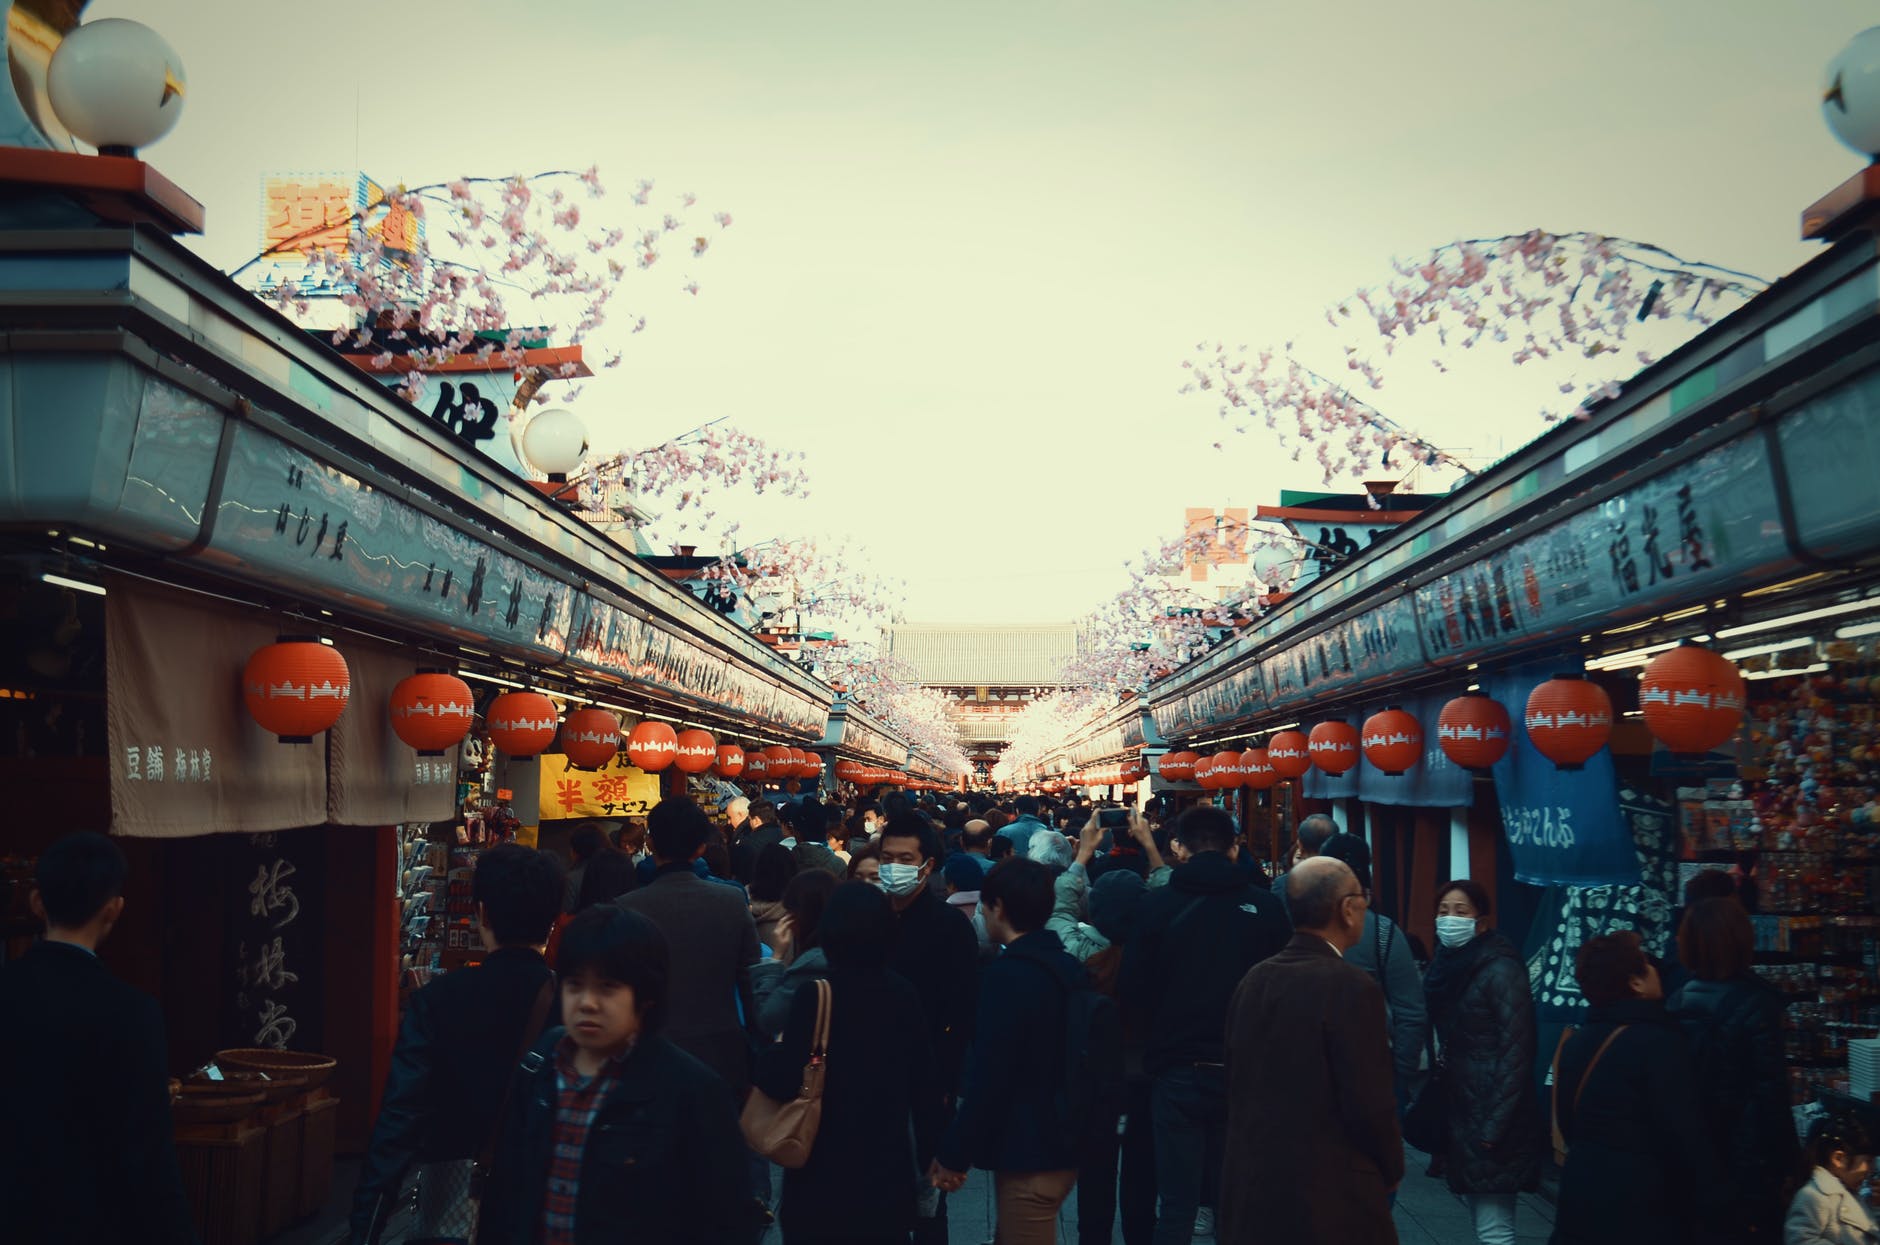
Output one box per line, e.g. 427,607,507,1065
244,639,352,743
744,750,772,781
1438,693,1511,770
1159,751,1198,781
1242,748,1277,790
715,743,745,778
626,720,678,771
674,728,718,774
1639,643,1746,755
1360,707,1423,777
1525,675,1613,771
488,690,559,758
389,671,475,756
1268,731,1311,778
561,707,622,770
1308,721,1359,775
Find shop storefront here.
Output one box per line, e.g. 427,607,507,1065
1134,222,1880,1125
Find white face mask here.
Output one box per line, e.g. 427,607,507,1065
1435,915,1478,948
878,861,925,897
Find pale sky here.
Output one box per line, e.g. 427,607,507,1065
96,0,1878,625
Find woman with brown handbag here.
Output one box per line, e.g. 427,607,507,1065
753,881,947,1245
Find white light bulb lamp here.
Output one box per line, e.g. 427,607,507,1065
1826,27,1880,159
46,19,187,157
521,408,588,483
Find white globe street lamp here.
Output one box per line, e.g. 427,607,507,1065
521,408,588,483
47,19,187,157
1825,27,1880,159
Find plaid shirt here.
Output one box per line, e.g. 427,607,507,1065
541,1035,632,1245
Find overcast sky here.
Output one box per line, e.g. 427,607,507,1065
97,0,1878,624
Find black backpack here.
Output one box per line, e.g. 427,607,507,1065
1016,952,1126,1142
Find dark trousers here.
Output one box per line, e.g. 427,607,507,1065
1077,1075,1157,1245
1151,1063,1226,1245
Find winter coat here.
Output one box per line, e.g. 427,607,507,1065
938,929,1085,1175
1551,998,1728,1245
1785,1168,1880,1245
1343,910,1429,1091
1422,931,1543,1195
1047,861,1171,964
753,968,945,1240
889,887,981,1103
1121,851,1291,1074
1221,934,1403,1244
749,946,828,1039
350,945,554,1240
1672,973,1800,1241
479,1031,757,1244
749,898,788,954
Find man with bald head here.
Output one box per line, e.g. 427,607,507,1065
1220,857,1403,1244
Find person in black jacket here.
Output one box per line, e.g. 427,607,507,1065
1423,879,1544,1245
933,859,1086,1245
480,906,757,1244
1667,897,1797,1244
0,832,196,1245
351,842,565,1243
754,882,945,1243
1121,805,1290,1245
880,813,979,1244
1552,931,1726,1245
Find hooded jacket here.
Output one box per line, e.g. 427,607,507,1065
1121,851,1291,1074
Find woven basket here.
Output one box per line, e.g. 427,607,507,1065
214,1049,338,1095
173,1087,266,1125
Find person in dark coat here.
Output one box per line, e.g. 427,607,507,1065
1424,879,1544,1245
616,797,761,1096
1551,931,1727,1245
1122,805,1291,1245
1668,897,1797,1244
1221,857,1402,1245
352,843,566,1242
933,859,1085,1245
880,814,979,1245
479,906,757,1244
754,882,945,1243
0,832,196,1245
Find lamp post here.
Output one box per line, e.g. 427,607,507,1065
521,407,587,506
46,19,187,158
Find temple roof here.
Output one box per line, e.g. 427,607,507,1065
885,623,1080,687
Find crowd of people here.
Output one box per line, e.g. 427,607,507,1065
2,798,1876,1245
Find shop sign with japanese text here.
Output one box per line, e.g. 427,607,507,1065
541,754,662,821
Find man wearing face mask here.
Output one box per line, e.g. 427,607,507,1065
879,814,980,1245
1219,857,1402,1244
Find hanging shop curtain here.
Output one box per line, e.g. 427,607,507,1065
1487,662,1641,888
326,639,458,827
105,577,326,837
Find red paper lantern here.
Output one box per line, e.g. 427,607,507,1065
714,743,745,778
801,753,825,781
389,671,475,755
1267,731,1311,778
1159,751,1198,781
674,728,717,774
762,745,794,778
1191,755,1217,788
625,721,678,771
744,750,772,781
561,707,621,770
487,691,558,759
1524,675,1613,770
1639,644,1747,755
243,639,351,743
1309,721,1359,775
1240,748,1278,790
1361,707,1423,776
834,759,862,782
1208,751,1243,789
1437,694,1511,770
788,747,812,778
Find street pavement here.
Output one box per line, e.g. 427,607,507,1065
290,1145,1558,1243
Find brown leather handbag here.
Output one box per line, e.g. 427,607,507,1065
740,979,831,1169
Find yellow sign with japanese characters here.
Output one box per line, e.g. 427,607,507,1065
540,755,662,821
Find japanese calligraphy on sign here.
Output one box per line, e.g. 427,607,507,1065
225,830,324,1054
541,755,662,821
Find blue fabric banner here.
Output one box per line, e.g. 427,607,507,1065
1357,693,1473,808
1488,663,1641,887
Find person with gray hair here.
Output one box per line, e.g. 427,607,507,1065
1221,857,1402,1243
1027,828,1076,874
1271,812,1340,920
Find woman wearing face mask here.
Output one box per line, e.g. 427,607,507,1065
1421,879,1544,1245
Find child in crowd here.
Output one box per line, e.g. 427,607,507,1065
1785,1114,1877,1245
479,906,757,1244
